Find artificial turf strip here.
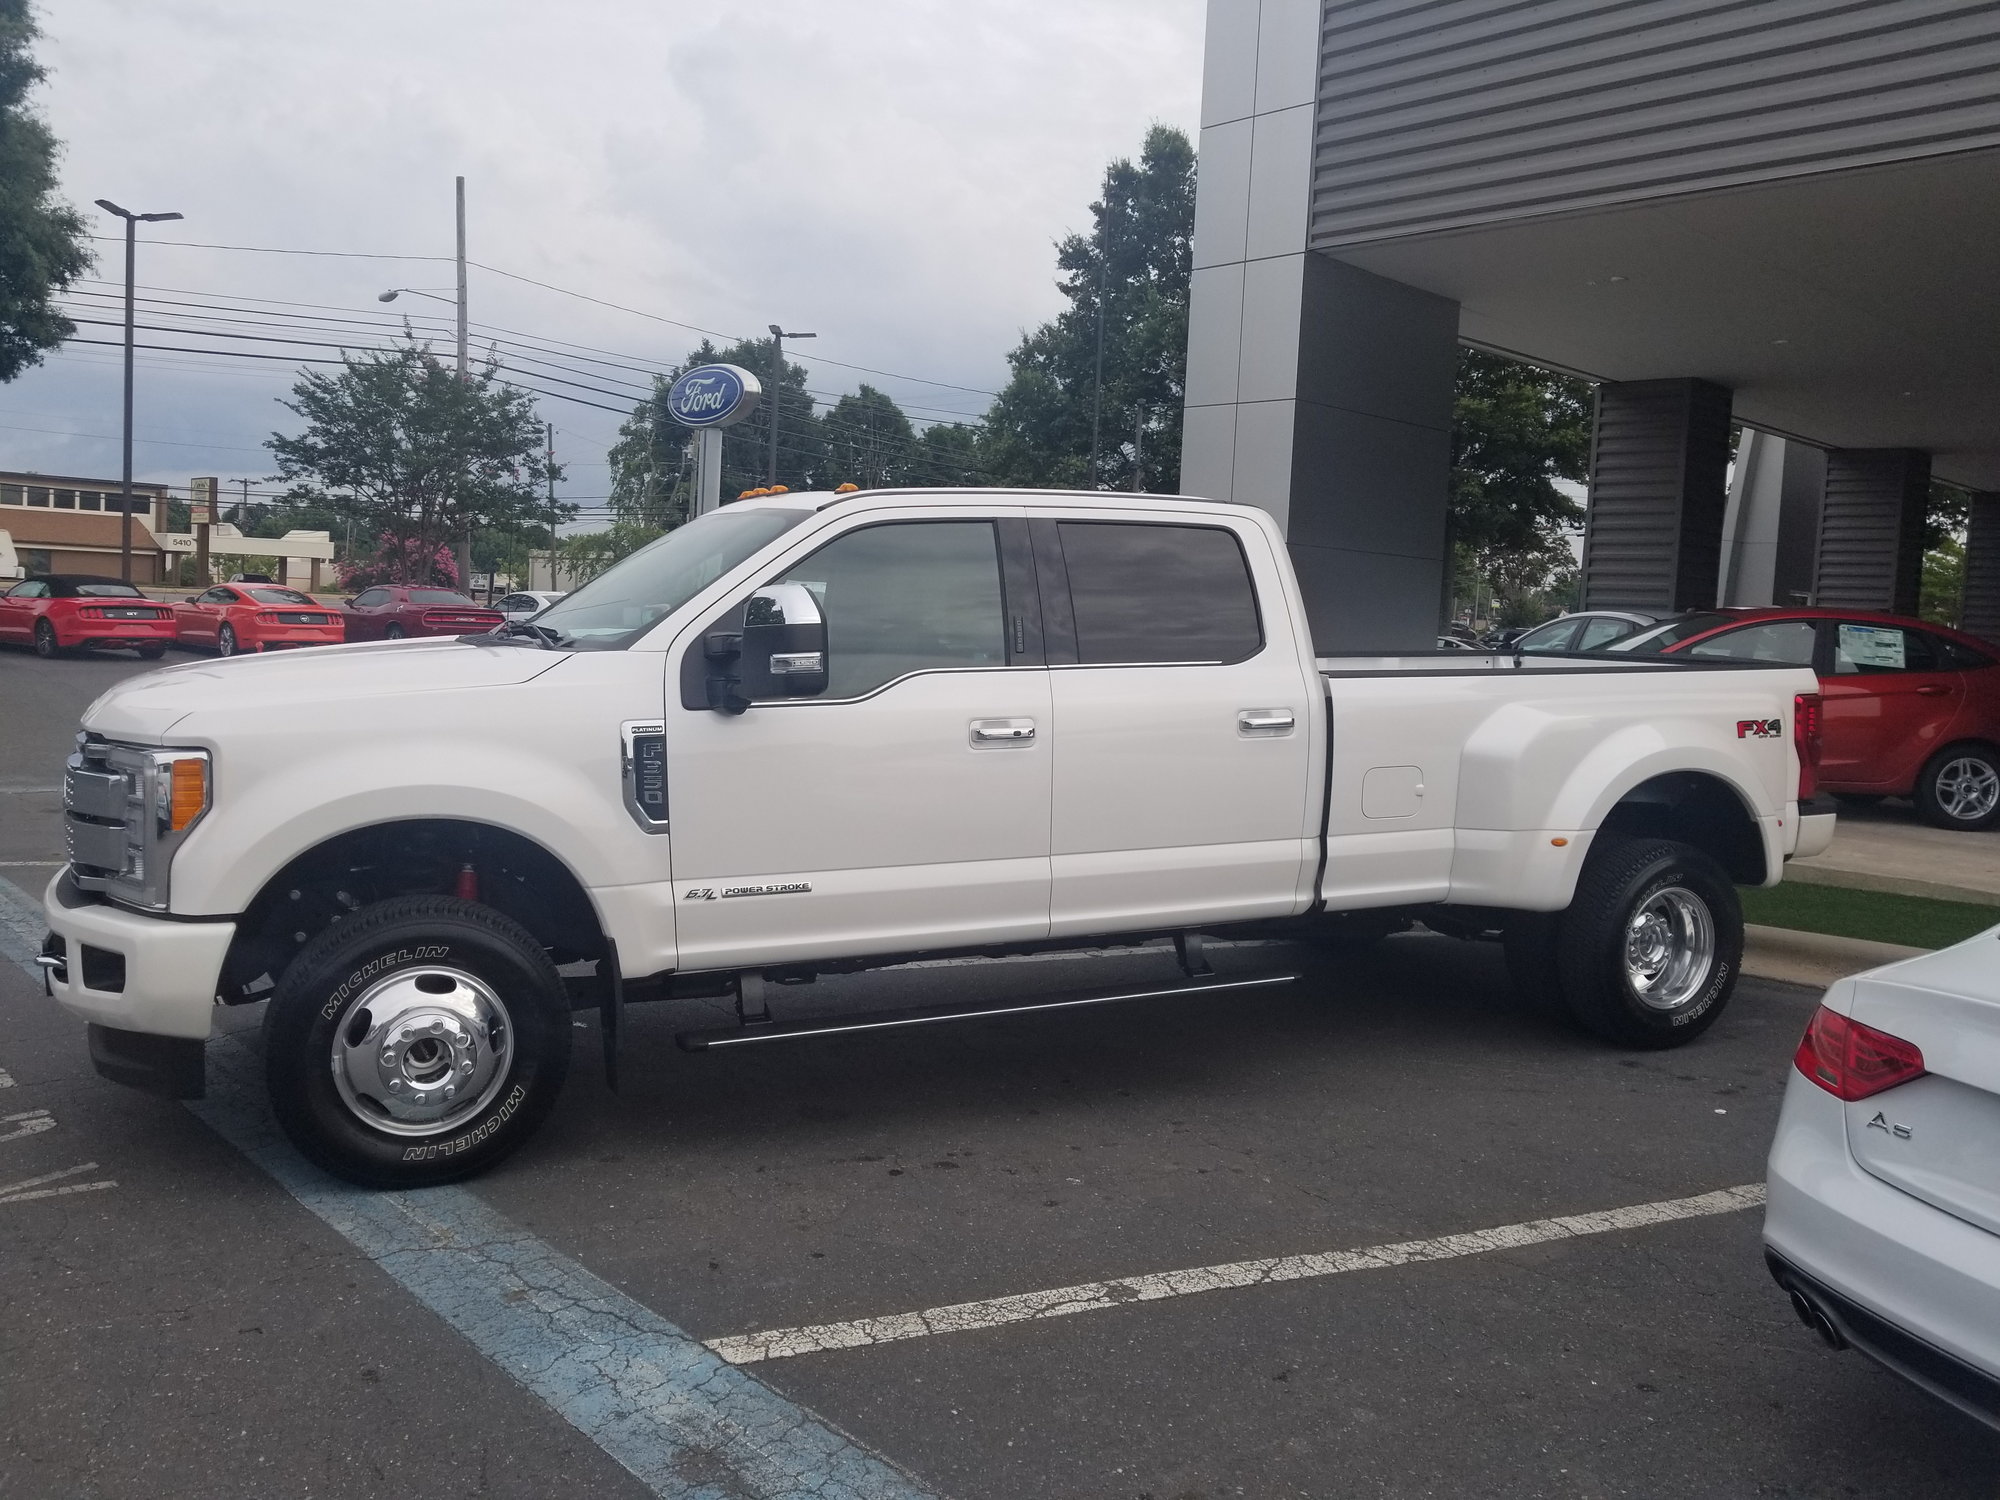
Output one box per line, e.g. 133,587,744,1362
1742,881,2000,951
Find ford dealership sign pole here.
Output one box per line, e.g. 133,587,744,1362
667,365,762,517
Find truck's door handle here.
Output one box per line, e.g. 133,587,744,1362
1238,708,1295,735
970,718,1036,744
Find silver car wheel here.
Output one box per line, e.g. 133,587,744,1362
1624,886,1715,1012
1935,756,2000,822
328,967,513,1137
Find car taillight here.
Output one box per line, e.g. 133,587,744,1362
79,606,104,620
1793,691,1822,802
255,612,279,625
1794,1005,1924,1101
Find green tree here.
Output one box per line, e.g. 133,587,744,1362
266,338,567,582
906,421,987,487
1448,349,1593,625
821,384,915,490
981,125,1195,492
0,0,90,382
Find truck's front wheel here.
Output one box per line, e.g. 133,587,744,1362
1556,837,1741,1049
264,896,571,1187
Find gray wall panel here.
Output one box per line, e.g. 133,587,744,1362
1312,0,2000,245
1814,448,1930,614
1962,492,2000,647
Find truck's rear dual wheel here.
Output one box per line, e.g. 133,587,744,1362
264,895,571,1188
1510,837,1742,1049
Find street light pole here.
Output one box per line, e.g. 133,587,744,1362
454,175,469,380
766,324,816,488
94,199,182,583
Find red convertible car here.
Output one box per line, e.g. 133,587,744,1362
175,583,346,655
340,585,504,641
1610,607,2000,830
0,575,176,659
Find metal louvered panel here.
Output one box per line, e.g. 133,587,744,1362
1312,0,2000,247
1813,449,1930,614
1963,494,2000,648
1580,379,1733,613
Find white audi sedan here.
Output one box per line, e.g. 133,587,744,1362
1765,924,2000,1432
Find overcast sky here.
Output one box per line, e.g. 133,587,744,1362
6,0,1204,521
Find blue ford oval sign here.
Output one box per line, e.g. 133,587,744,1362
666,364,762,429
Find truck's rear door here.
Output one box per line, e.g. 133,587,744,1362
1038,511,1317,936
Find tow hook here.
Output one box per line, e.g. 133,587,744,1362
37,933,67,993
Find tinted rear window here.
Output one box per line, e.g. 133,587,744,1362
247,587,315,605
411,589,475,606
1057,522,1261,665
70,582,144,598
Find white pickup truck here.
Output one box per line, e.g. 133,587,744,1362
41,488,1835,1186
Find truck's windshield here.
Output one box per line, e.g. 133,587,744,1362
532,507,811,649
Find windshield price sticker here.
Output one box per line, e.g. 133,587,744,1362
1838,623,1906,670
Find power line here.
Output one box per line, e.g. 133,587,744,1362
76,235,1003,398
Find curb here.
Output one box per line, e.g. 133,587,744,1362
1742,923,1929,991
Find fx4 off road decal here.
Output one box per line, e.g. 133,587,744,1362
1735,718,1782,739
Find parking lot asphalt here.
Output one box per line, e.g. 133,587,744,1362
2,644,1996,1499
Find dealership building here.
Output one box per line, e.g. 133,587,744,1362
1183,0,2000,649
0,471,170,583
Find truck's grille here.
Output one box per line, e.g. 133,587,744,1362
64,751,135,880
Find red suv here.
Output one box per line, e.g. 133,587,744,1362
1609,607,2000,830
340,586,504,641
0,575,176,659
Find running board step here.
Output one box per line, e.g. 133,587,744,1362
675,972,1300,1052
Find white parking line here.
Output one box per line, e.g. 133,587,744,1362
0,1161,116,1205
0,1109,56,1144
706,1183,1767,1365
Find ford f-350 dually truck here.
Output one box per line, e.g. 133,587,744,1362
40,488,1834,1186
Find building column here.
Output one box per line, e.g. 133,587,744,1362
1718,430,1824,607
1813,448,1930,615
1962,491,2000,647
1181,0,1457,651
1580,379,1733,612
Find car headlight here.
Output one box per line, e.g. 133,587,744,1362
64,739,210,912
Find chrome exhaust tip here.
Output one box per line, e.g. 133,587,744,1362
1788,1288,1846,1350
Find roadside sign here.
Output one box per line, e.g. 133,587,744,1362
666,365,762,429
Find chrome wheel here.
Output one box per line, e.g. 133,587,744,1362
217,624,237,657
1623,886,1715,1012
328,966,513,1137
1934,756,2000,823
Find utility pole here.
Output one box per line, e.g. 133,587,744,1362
1131,406,1145,493
94,199,183,582
453,176,473,591
545,422,558,592
1087,261,1106,489
766,324,816,487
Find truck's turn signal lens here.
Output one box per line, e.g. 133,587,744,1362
167,757,208,832
1794,1004,1924,1101
1793,692,1823,802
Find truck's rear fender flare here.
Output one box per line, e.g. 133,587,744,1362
217,818,611,1005
1589,770,1770,886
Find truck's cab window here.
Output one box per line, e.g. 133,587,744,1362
777,520,1006,698
1056,521,1260,665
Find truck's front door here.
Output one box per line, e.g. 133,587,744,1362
665,508,1052,972
1036,512,1318,937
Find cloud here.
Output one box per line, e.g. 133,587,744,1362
5,0,1203,507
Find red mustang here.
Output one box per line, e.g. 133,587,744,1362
1609,606,2000,830
340,585,504,641
0,575,176,659
175,583,346,656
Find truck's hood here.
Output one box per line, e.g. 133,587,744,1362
83,638,572,743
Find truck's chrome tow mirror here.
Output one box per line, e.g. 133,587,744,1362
741,584,828,699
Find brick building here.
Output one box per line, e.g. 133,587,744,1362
0,471,169,582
